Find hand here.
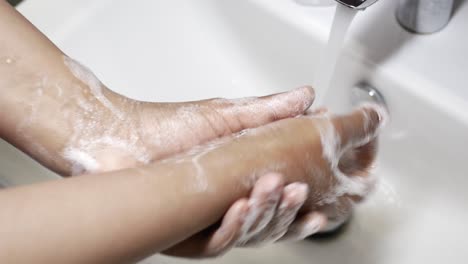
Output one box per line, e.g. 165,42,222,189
0,4,383,262
4,55,317,255
163,173,311,258
3,56,314,176
61,58,319,257
56,57,315,175
4,54,384,258
162,104,387,258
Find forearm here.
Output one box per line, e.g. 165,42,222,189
0,1,318,177
0,168,243,263
0,1,124,175
0,118,315,263
0,104,384,263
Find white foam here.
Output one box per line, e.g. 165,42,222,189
315,109,382,204
63,56,123,119
264,183,308,243
294,215,323,240
191,151,210,192
54,83,63,97
236,199,262,245
63,148,100,175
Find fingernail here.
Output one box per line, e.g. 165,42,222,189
274,86,313,100
296,183,309,196
293,86,315,100
263,174,283,192
285,183,309,199
303,86,315,98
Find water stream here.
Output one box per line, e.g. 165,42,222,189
315,4,358,105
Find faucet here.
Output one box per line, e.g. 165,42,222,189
335,0,380,10
295,0,379,9
396,0,454,34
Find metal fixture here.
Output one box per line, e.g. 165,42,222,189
396,0,454,34
335,0,380,10
351,83,387,109
294,0,380,9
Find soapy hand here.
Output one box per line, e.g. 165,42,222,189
0,4,387,261
37,58,320,255
163,104,387,257
57,57,315,175
6,55,384,258
163,172,311,258
4,56,314,176
57,57,384,256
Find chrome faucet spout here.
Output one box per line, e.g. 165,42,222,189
335,0,380,10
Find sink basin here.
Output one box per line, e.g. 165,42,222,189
2,0,468,263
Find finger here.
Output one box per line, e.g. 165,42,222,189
201,199,249,257
265,183,308,242
332,103,388,150
338,140,378,177
305,107,328,116
208,86,315,132
162,199,249,258
242,182,309,246
279,212,328,242
237,173,284,245
318,196,354,232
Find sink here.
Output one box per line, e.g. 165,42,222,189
2,0,468,263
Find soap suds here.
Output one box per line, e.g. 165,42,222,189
163,136,234,192
237,199,262,246
63,148,100,175
62,134,152,175
55,83,63,97
250,192,281,233
15,77,47,133
58,57,153,174
314,113,370,204
315,103,387,204
1,56,15,65
291,214,324,241
251,183,308,245
346,103,389,150
191,150,210,192
63,56,123,119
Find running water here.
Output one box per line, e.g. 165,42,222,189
315,4,358,105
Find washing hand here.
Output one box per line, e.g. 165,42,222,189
0,2,388,262
2,56,315,176
2,55,319,256
60,59,326,257
4,55,384,257
162,104,387,257
2,53,383,258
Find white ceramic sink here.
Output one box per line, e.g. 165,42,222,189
1,0,468,263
